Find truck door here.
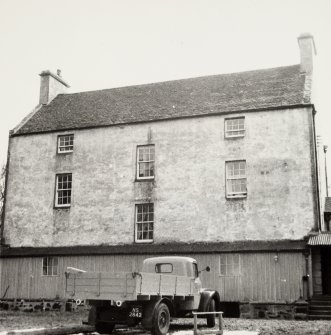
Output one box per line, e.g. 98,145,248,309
193,263,202,309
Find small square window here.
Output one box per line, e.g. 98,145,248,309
58,134,74,153
135,203,154,242
55,174,72,207
225,118,245,138
137,145,155,180
226,161,247,198
42,257,59,276
220,254,240,276
155,263,173,273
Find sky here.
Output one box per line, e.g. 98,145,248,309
0,0,331,191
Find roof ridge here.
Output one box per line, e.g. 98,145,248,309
62,64,301,97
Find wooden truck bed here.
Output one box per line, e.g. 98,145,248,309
65,271,196,301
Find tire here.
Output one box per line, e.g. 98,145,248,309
206,299,216,328
151,303,170,335
95,322,115,334
88,306,97,325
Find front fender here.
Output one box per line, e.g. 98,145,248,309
198,289,221,312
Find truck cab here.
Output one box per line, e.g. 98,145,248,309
142,256,202,309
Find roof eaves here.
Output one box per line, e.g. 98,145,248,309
0,240,307,257
11,102,314,138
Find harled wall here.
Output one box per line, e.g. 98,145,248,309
3,107,316,247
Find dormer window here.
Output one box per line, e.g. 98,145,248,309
57,134,74,153
225,117,245,138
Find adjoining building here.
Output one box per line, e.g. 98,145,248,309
0,34,329,318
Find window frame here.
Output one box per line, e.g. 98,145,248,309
135,203,154,243
57,134,74,154
155,263,173,273
224,117,245,139
225,160,247,198
42,256,59,277
54,173,72,208
219,254,241,277
136,145,155,181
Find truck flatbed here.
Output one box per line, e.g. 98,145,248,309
65,271,196,301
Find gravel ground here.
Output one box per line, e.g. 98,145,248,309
1,310,331,335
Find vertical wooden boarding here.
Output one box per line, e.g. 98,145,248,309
0,252,306,302
215,252,306,303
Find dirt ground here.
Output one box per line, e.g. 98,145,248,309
1,310,331,335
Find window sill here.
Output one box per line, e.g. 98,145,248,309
135,178,155,182
54,205,71,209
224,135,245,139
135,240,154,244
226,194,247,200
57,151,73,155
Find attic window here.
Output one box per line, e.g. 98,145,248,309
225,117,245,138
58,134,74,153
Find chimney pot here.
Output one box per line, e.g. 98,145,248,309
57,69,61,77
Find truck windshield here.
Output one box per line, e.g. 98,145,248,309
155,263,173,273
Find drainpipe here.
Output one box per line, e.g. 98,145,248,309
312,109,322,231
0,133,11,251
324,145,329,197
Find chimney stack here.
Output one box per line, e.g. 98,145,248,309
39,70,70,105
297,33,316,74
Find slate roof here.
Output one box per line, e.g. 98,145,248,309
14,64,310,135
325,197,331,213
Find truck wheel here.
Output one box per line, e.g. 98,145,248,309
206,299,216,327
95,322,115,334
152,303,170,335
88,306,97,325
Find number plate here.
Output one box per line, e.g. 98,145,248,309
129,306,142,318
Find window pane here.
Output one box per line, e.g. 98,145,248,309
43,257,58,276
220,255,240,276
225,118,245,137
155,263,173,273
58,135,74,153
226,161,246,196
137,146,155,179
136,203,154,241
56,174,72,206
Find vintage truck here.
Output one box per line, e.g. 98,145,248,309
65,256,221,335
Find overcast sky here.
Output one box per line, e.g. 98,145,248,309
1,0,331,187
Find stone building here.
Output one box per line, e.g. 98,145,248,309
0,34,328,318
